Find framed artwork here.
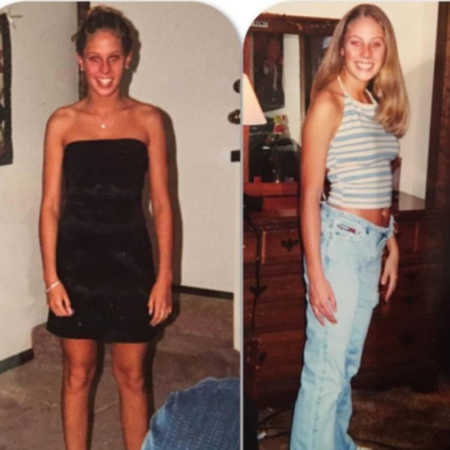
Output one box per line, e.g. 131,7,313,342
0,13,12,166
252,32,285,112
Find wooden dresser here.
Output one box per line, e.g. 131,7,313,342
244,195,304,407
244,192,446,408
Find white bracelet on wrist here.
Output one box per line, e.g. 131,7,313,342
46,280,61,293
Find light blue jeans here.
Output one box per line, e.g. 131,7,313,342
290,203,392,450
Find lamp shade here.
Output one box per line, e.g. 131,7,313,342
242,74,266,126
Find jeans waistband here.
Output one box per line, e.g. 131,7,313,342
321,202,393,239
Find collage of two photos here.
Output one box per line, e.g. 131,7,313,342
0,1,448,449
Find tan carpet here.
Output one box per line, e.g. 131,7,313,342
0,293,239,450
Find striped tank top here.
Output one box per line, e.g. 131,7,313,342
326,76,399,209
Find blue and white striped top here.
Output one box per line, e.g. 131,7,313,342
326,77,399,209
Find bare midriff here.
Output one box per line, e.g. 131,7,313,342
328,203,391,228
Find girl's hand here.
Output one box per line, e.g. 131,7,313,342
380,237,399,302
308,272,337,326
148,278,172,326
47,282,73,316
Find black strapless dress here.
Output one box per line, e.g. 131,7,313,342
46,139,156,342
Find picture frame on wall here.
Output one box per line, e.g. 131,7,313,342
0,13,12,166
252,32,285,112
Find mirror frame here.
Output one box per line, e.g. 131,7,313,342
425,2,449,211
243,13,338,185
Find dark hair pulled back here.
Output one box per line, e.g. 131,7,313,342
73,6,133,55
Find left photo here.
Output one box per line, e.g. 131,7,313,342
0,3,240,450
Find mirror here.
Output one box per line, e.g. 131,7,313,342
243,13,337,184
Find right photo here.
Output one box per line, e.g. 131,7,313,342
242,2,450,450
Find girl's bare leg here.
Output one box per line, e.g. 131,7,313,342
111,342,149,450
61,338,98,450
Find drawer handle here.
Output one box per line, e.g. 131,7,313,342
250,285,266,296
257,351,267,366
405,272,418,281
281,238,300,252
399,334,414,346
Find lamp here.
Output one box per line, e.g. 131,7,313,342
228,74,266,162
228,74,266,126
242,74,266,126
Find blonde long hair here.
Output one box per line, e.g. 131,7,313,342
311,4,409,137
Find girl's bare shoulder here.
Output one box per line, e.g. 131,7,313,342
46,102,85,142
309,80,343,119
303,80,345,143
129,99,162,120
47,101,86,129
126,99,164,136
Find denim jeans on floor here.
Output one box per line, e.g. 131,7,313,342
141,377,239,450
290,203,392,450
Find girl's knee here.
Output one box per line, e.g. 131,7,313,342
63,363,96,392
112,364,146,392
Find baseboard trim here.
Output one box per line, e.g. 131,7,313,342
0,349,34,375
173,285,233,300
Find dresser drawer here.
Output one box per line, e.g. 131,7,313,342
245,330,303,407
245,260,303,280
396,264,442,290
377,264,443,318
397,217,445,260
244,272,304,303
362,311,436,369
245,330,304,382
244,297,305,333
262,228,301,264
418,219,446,259
376,287,441,320
395,220,417,255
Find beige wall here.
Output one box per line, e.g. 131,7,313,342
0,2,78,361
267,1,438,199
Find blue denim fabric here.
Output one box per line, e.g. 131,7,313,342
141,377,239,450
290,203,392,450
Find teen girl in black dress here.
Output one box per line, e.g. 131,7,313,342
39,7,173,450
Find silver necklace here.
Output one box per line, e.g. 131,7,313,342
92,104,124,129
97,113,113,129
